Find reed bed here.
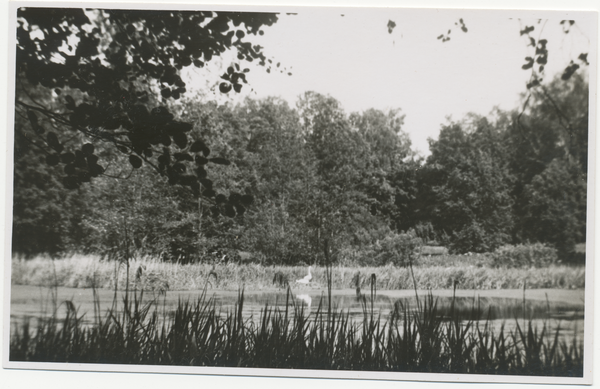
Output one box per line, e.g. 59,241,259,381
11,255,585,291
9,287,583,376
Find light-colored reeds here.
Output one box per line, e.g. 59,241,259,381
11,255,585,291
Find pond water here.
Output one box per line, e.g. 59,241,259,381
10,285,585,343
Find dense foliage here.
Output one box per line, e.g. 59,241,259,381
15,7,277,220
12,8,589,264
490,243,559,269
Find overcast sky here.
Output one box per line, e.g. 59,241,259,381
185,7,593,155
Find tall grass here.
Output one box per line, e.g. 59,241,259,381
11,255,585,291
10,285,583,376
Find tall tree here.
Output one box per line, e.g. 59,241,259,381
507,73,588,257
296,92,400,260
422,117,515,253
348,108,416,232
521,158,586,258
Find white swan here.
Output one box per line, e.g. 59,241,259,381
296,266,313,285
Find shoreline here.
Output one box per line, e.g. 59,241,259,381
10,284,586,306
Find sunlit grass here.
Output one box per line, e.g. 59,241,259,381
11,255,585,291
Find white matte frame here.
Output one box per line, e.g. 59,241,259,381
1,1,597,388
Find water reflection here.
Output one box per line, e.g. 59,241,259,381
10,285,585,344
208,291,584,322
296,294,312,309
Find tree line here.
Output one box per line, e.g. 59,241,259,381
12,8,588,265
13,74,588,264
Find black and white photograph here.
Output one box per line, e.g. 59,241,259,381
2,0,597,387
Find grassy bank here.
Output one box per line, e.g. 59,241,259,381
11,255,585,291
10,287,583,376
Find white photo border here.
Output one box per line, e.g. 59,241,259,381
2,1,597,387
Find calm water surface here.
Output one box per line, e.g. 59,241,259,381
10,285,585,342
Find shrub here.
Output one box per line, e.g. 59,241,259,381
371,232,423,267
413,221,438,244
490,243,559,268
238,206,314,265
420,246,448,256
447,221,511,254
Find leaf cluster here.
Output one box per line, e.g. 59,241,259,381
16,7,279,214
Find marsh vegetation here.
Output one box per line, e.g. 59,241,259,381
10,282,584,376
11,254,585,292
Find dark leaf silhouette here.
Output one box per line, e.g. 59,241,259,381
195,155,209,165
219,82,232,94
199,178,213,189
190,139,209,153
224,204,236,217
89,164,104,177
522,57,534,70
203,188,216,198
74,151,86,169
172,132,188,149
195,166,208,179
520,25,534,35
64,164,75,175
27,110,38,126
81,143,94,156
560,20,575,33
179,175,197,186
215,194,228,204
240,194,254,206
46,154,60,166
64,96,75,110
387,20,396,34
172,163,186,174
561,63,580,80
46,132,62,152
129,155,142,169
157,153,171,166
234,203,246,216
209,157,231,165
174,153,193,162
60,152,75,164
229,192,242,204
536,54,548,65
63,175,80,189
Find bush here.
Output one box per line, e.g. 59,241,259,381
420,246,448,256
371,232,423,267
490,243,559,268
239,207,314,266
413,221,438,244
447,221,511,254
